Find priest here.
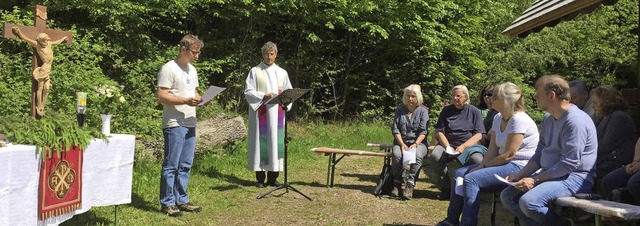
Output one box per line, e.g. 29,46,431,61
244,41,292,188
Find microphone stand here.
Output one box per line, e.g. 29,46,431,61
257,94,313,201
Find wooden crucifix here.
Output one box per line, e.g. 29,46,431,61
3,5,72,119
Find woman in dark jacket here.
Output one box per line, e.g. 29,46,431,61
590,85,637,177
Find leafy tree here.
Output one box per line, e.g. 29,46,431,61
0,0,636,138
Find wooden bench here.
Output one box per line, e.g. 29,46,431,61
556,196,640,226
311,143,435,189
311,147,391,188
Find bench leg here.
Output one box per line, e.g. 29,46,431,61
326,154,332,188
491,193,496,226
325,153,346,188
330,153,337,187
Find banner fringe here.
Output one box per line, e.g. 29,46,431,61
39,203,81,220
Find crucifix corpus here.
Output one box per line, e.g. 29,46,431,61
3,5,72,118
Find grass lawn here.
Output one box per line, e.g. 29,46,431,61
62,120,525,226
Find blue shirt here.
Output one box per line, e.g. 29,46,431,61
392,105,429,145
532,105,597,180
435,104,485,148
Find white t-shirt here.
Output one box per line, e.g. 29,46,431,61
157,60,198,128
491,111,539,166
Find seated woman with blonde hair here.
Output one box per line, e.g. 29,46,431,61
391,84,429,199
436,82,539,226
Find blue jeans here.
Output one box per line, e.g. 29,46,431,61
392,143,428,185
601,167,640,204
445,162,523,226
160,126,196,207
500,173,593,226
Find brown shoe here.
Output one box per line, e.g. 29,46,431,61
404,183,414,199
178,202,202,213
161,205,183,217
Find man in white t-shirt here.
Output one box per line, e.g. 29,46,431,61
156,34,203,217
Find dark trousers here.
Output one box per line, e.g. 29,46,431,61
256,171,279,183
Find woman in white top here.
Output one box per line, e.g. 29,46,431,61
437,82,539,226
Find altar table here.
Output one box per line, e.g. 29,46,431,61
0,134,135,226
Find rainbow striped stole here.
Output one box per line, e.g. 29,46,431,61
256,66,285,165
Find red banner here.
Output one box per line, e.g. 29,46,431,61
39,146,83,220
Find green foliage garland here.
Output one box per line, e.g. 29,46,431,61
0,112,99,158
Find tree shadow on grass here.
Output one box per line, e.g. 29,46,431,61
59,210,113,225
63,193,158,224
288,181,326,188
340,172,379,183
130,192,157,212
382,223,428,226
202,167,254,190
210,184,242,191
289,173,378,194
335,172,441,200
411,189,440,200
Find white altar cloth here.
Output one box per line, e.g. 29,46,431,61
0,134,135,226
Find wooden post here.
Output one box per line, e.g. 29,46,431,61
2,5,72,118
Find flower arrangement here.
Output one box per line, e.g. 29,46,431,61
93,83,126,116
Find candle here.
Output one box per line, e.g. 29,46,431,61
77,92,86,114
76,92,87,127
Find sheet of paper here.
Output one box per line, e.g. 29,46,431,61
444,146,460,155
455,177,464,196
199,86,226,106
494,174,516,186
402,148,417,165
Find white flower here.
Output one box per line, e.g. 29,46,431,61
118,96,125,103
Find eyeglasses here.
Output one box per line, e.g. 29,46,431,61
188,49,201,55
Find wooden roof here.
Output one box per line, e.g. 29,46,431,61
502,0,616,37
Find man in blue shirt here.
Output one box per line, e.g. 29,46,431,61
500,75,597,225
